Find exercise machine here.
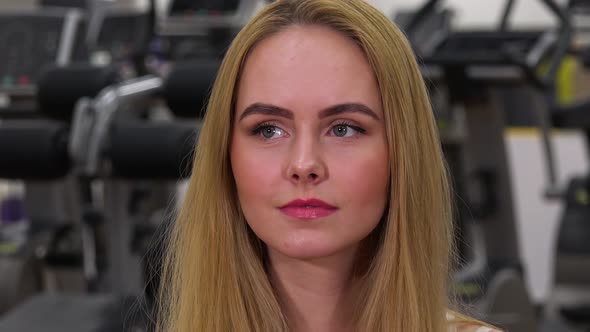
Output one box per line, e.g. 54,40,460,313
400,1,572,331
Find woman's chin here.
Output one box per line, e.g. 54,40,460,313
268,237,354,261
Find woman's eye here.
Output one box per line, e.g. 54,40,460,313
332,124,363,137
254,125,285,139
332,125,350,137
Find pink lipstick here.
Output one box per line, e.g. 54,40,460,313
279,199,338,220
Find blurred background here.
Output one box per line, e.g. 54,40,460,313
0,0,589,331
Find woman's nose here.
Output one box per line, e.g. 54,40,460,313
284,135,328,185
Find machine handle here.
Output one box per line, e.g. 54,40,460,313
402,0,441,36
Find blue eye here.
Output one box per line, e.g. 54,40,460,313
253,124,285,139
333,125,350,137
331,123,365,138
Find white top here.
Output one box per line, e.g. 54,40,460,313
447,312,502,332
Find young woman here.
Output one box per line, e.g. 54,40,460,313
155,0,501,331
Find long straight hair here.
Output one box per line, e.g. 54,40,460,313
156,0,455,331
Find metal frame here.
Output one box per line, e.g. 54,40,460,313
157,0,261,36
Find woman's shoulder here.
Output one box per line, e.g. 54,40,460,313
450,323,502,332
446,312,503,332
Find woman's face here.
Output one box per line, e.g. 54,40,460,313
230,25,389,260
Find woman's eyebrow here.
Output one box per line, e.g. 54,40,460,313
240,103,294,121
239,103,380,121
318,103,380,120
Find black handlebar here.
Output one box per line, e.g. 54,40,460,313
410,0,572,96
409,0,570,32
552,99,590,129
403,0,440,36
499,0,516,31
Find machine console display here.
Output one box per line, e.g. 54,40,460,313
0,9,83,97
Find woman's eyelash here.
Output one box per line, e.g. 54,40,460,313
333,121,367,134
251,122,277,135
250,121,367,136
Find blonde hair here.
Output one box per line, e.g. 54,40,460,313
156,0,458,331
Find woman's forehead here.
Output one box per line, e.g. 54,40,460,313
236,25,382,116
243,25,370,79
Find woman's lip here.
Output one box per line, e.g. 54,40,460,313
280,198,337,209
279,199,338,220
279,206,337,220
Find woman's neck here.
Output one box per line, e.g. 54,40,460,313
268,246,359,332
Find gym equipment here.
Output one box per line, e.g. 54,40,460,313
153,0,261,61
0,0,151,318
0,6,85,119
0,5,89,314
401,1,573,331
541,3,590,330
424,32,542,330
86,61,214,295
0,65,118,315
393,0,473,267
0,60,217,332
0,293,139,332
0,2,249,330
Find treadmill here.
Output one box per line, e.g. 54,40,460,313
401,1,572,331
543,1,590,330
